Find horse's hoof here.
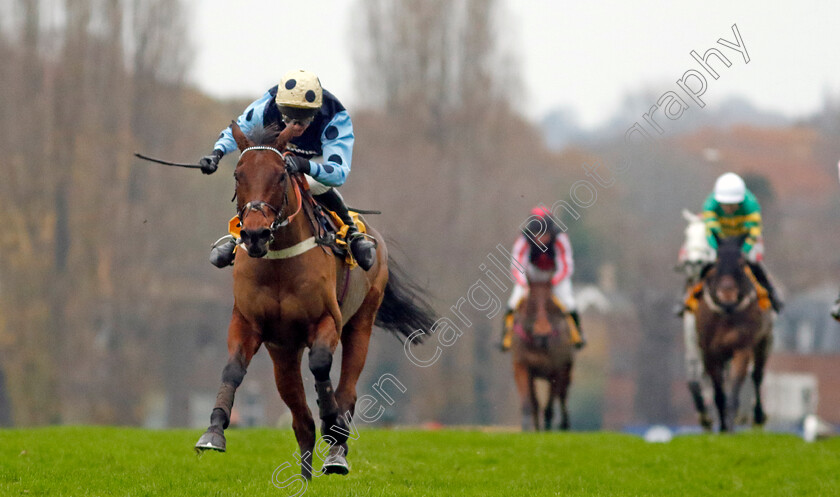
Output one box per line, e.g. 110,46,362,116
195,428,226,453
322,446,350,475
700,414,713,431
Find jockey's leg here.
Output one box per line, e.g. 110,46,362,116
309,179,376,271
746,246,782,312
500,285,526,351
554,279,585,349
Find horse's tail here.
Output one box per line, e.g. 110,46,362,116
374,255,437,344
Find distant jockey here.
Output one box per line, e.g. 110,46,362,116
198,69,376,270
701,172,782,312
499,207,585,351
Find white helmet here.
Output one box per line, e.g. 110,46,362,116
713,172,746,204
275,69,323,111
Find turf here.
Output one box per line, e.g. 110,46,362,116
0,427,838,496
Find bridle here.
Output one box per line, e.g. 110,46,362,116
701,261,756,315
236,146,304,243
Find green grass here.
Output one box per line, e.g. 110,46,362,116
0,427,838,496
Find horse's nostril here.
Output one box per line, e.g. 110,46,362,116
258,228,271,240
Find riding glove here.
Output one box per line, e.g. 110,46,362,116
284,155,311,175
200,149,224,175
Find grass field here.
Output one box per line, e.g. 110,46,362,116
1,427,838,496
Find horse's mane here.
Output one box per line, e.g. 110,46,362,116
247,124,282,146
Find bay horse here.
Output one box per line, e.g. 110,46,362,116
693,233,773,432
194,122,436,479
511,279,575,431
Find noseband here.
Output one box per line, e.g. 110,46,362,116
237,146,303,242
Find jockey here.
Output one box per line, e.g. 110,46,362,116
702,172,782,312
499,207,585,351
199,69,376,271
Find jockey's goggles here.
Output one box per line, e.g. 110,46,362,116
281,114,314,127
279,105,317,127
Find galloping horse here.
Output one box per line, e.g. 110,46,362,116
693,233,773,432
511,279,575,431
194,123,435,478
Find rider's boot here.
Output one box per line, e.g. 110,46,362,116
210,237,237,268
570,310,586,349
314,188,377,271
498,310,514,352
749,262,784,313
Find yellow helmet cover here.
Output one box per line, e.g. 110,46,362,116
276,69,323,109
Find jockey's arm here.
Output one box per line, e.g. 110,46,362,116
702,195,722,250
308,111,354,187
551,233,573,285
740,193,762,255
213,91,274,156
510,236,529,287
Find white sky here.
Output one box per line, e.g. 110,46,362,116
187,0,840,128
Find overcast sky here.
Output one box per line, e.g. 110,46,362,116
186,0,840,128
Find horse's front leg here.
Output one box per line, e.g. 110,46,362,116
727,350,751,430
752,335,772,426
309,312,345,448
705,361,728,432
512,361,535,431
196,308,262,452
267,345,316,480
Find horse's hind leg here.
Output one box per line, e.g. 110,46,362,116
196,308,261,453
752,335,771,426
268,346,317,480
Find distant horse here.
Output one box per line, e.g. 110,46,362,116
194,122,436,479
676,209,716,428
693,233,773,432
511,279,575,431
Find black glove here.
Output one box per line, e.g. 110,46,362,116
199,149,224,175
284,155,311,175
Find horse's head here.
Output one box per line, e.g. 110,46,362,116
518,279,564,341
230,122,298,258
679,209,715,281
706,233,751,312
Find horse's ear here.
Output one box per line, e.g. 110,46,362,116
736,233,749,247
273,125,293,151
682,209,699,223
712,231,722,246
230,121,252,151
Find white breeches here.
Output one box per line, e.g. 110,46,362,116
507,277,576,312
304,156,331,195
745,240,763,263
